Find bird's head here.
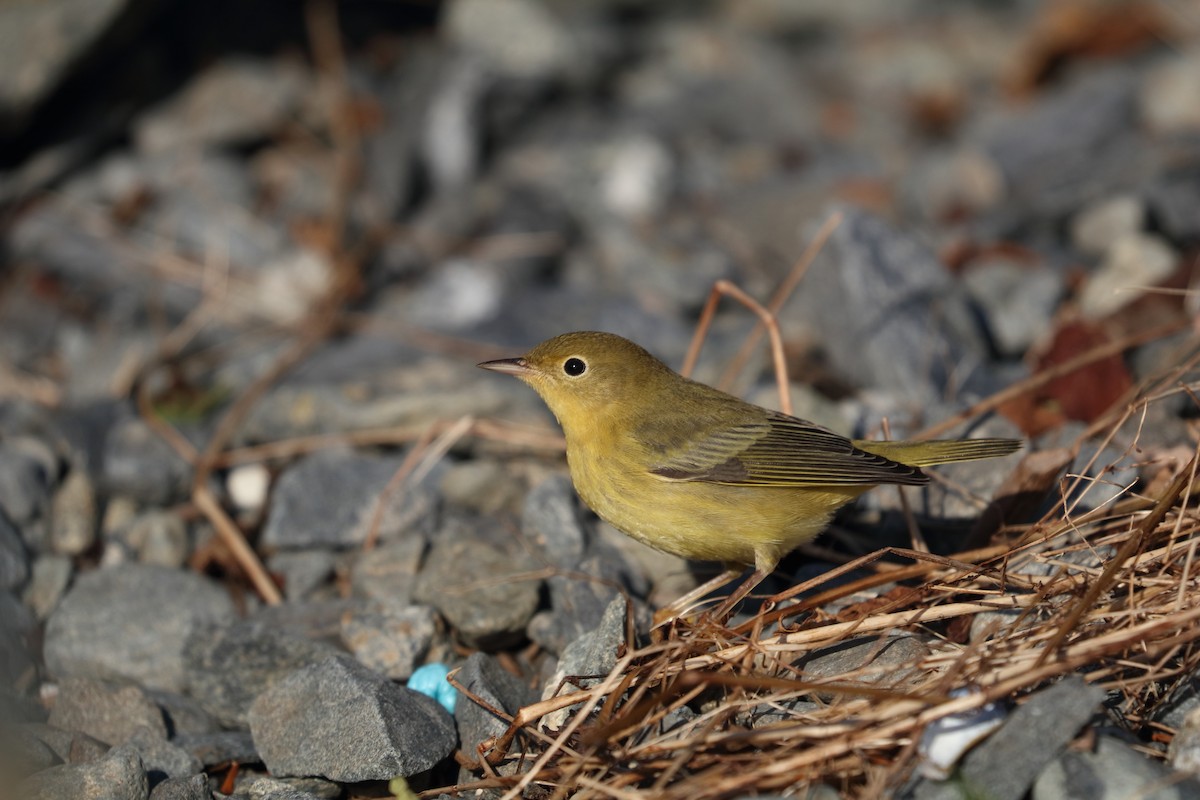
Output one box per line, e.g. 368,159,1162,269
478,331,674,430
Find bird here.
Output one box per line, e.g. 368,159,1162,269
479,331,1020,619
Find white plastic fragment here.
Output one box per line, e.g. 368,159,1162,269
917,688,1008,780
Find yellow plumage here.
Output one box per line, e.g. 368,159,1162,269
480,331,1020,612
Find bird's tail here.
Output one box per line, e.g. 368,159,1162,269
853,438,1021,468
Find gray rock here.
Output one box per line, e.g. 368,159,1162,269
339,603,436,681
355,41,448,220
414,527,541,649
740,696,821,729
49,467,96,556
266,550,335,602
592,216,741,319
238,370,512,443
1067,442,1140,512
124,152,291,282
0,590,38,709
7,203,143,319
0,509,30,590
57,325,157,405
171,731,258,768
0,436,57,543
16,724,99,767
907,147,1004,223
21,721,109,764
444,0,575,82
48,677,168,746
455,652,537,759
1147,171,1200,244
786,207,986,407
144,690,219,738
183,621,340,728
17,742,148,800
102,495,139,544
529,552,632,656
102,417,192,506
149,774,212,800
540,597,628,730
962,259,1061,358
1131,329,1200,387
1070,195,1144,257
522,475,587,570
232,774,341,800
348,537,424,608
799,633,930,688
968,609,1030,644
1170,704,1200,774
44,564,235,692
401,257,507,333
126,726,201,784
591,519,692,610
248,655,456,781
0,723,61,781
979,68,1148,219
440,458,524,515
123,510,190,568
134,57,312,154
261,450,438,551
556,596,628,682
0,0,131,135
1140,47,1200,135
600,133,676,219
521,476,639,652
946,677,1105,800
1079,232,1177,318
1034,734,1200,800
244,599,358,643
420,55,488,196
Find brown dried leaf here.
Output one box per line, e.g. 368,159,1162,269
1001,319,1133,436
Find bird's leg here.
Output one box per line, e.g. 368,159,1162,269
704,567,770,623
651,567,743,629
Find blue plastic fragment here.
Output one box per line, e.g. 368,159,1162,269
407,663,457,714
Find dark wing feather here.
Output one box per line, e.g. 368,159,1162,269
648,410,927,488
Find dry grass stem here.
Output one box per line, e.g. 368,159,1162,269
715,210,843,393
438,346,1200,797
682,280,793,415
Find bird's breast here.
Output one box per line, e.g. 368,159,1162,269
563,435,855,566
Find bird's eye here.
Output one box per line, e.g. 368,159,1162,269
563,357,587,377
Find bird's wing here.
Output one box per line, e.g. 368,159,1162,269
646,410,928,487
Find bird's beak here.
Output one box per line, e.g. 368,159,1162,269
477,357,534,377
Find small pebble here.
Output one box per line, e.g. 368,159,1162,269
125,510,189,568
249,655,456,781
339,603,436,680
21,554,71,619
1070,195,1143,257
1140,48,1200,135
49,468,96,556
1079,232,1177,318
47,676,169,746
1170,704,1200,774
17,743,148,800
227,462,271,513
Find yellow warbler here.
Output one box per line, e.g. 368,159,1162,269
480,331,1019,615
